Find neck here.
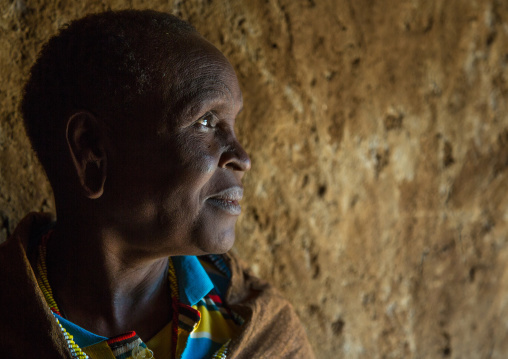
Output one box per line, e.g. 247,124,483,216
45,216,172,340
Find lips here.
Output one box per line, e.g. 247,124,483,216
207,187,243,215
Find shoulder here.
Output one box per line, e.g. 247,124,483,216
1,212,54,250
222,251,315,359
0,212,71,358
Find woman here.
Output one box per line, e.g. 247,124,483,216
0,9,314,359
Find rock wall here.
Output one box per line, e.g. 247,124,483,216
2,0,508,358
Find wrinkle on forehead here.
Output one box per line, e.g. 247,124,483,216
160,38,242,124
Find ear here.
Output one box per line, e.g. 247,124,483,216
66,112,108,199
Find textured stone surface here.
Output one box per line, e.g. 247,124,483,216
2,0,508,358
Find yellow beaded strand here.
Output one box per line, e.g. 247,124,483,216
167,257,180,359
213,340,230,359
35,236,89,359
167,258,179,301
36,240,59,312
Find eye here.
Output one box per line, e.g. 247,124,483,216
195,111,219,130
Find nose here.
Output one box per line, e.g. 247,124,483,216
219,139,251,172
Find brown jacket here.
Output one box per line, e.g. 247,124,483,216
0,213,314,358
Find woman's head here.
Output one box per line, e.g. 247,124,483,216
22,10,250,256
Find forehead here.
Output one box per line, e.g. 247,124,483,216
161,34,243,122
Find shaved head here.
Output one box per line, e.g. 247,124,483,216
21,10,199,184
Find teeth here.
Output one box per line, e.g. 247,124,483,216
207,197,242,215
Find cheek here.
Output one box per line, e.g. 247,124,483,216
190,152,216,174
175,134,222,176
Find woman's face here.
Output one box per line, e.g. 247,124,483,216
105,34,251,257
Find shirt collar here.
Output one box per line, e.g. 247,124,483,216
54,313,107,347
171,256,214,306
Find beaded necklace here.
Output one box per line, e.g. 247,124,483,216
35,233,90,358
35,232,180,359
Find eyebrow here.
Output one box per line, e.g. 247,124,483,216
166,89,239,126
185,90,231,116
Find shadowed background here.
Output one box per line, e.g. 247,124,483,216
1,0,508,358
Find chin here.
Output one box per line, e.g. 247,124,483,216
195,226,236,255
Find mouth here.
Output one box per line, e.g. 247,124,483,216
207,187,244,215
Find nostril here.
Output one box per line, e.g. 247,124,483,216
219,142,251,171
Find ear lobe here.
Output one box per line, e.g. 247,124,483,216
66,112,107,199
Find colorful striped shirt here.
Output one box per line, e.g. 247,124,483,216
43,255,242,359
